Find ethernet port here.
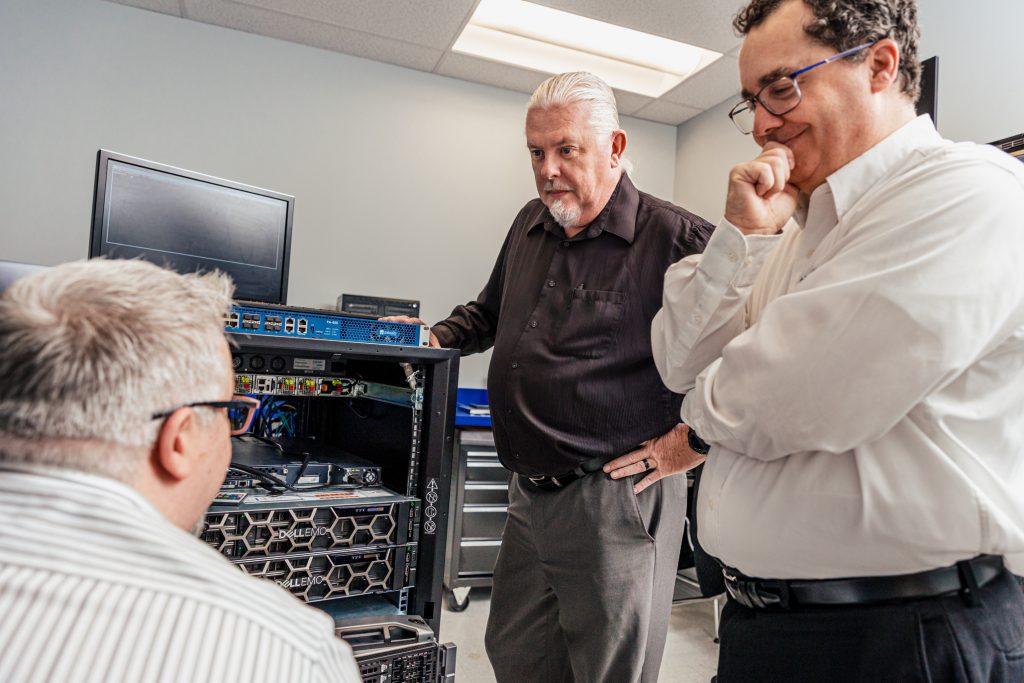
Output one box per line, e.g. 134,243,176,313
297,319,308,335
255,376,276,393
284,317,295,334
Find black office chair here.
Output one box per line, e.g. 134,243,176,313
673,464,727,641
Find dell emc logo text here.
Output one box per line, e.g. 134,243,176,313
277,527,328,540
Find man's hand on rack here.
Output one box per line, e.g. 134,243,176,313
603,424,706,494
380,315,440,348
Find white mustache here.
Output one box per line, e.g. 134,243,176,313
544,182,573,193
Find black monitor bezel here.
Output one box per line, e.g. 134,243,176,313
89,149,294,305
917,56,938,126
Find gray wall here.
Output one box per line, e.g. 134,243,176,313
673,1,1024,221
0,0,678,388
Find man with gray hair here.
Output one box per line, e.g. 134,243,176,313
0,259,361,683
388,71,713,681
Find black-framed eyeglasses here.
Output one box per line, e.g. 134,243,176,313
728,42,875,135
151,395,260,435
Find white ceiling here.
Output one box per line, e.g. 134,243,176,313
108,0,748,126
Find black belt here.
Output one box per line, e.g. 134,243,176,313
723,555,1006,610
521,453,617,491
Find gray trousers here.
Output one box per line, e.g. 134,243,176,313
484,470,687,683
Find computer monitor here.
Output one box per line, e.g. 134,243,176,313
0,260,48,294
917,56,938,126
90,150,294,304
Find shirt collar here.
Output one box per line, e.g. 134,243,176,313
529,174,638,244
824,114,943,221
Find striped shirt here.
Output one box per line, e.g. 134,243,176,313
0,464,362,683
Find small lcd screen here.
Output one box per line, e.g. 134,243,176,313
91,152,293,304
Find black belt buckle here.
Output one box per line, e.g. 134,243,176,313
723,569,791,610
526,473,571,491
529,474,558,489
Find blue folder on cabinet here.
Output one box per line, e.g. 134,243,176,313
455,388,491,427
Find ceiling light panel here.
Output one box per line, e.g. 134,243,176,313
452,0,722,98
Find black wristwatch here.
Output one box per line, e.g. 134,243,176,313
687,428,710,455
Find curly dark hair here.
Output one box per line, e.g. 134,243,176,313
733,0,921,102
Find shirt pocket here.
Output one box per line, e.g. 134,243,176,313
555,288,626,359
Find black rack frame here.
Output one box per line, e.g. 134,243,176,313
227,332,459,636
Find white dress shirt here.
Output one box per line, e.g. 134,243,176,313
0,464,362,683
653,115,1024,579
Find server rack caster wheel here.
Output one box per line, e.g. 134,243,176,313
447,587,471,612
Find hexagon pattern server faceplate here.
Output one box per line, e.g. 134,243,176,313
236,545,416,602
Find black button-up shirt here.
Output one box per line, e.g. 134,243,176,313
433,175,713,476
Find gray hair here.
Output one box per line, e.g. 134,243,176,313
0,259,234,481
528,71,634,176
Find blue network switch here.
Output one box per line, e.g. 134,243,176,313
226,302,429,347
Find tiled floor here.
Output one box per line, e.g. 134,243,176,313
438,588,720,682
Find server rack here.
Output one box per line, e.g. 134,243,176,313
207,331,458,656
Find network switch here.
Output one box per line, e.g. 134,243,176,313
226,302,430,347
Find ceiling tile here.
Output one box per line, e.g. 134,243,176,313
530,0,745,54
434,55,657,119
630,100,703,126
182,0,443,71
107,0,183,16
228,0,478,50
434,53,550,96
659,54,741,110
613,90,654,117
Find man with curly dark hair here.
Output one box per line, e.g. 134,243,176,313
646,0,1024,680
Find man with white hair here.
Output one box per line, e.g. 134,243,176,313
0,259,361,683
390,72,713,682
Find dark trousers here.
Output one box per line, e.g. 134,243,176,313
717,569,1024,682
485,471,687,683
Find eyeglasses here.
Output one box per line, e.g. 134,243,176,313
151,395,260,436
728,42,875,135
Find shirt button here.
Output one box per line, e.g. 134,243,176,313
511,362,519,369
514,452,520,459
561,241,570,247
728,252,738,263
691,313,703,324
546,280,556,287
529,320,538,328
